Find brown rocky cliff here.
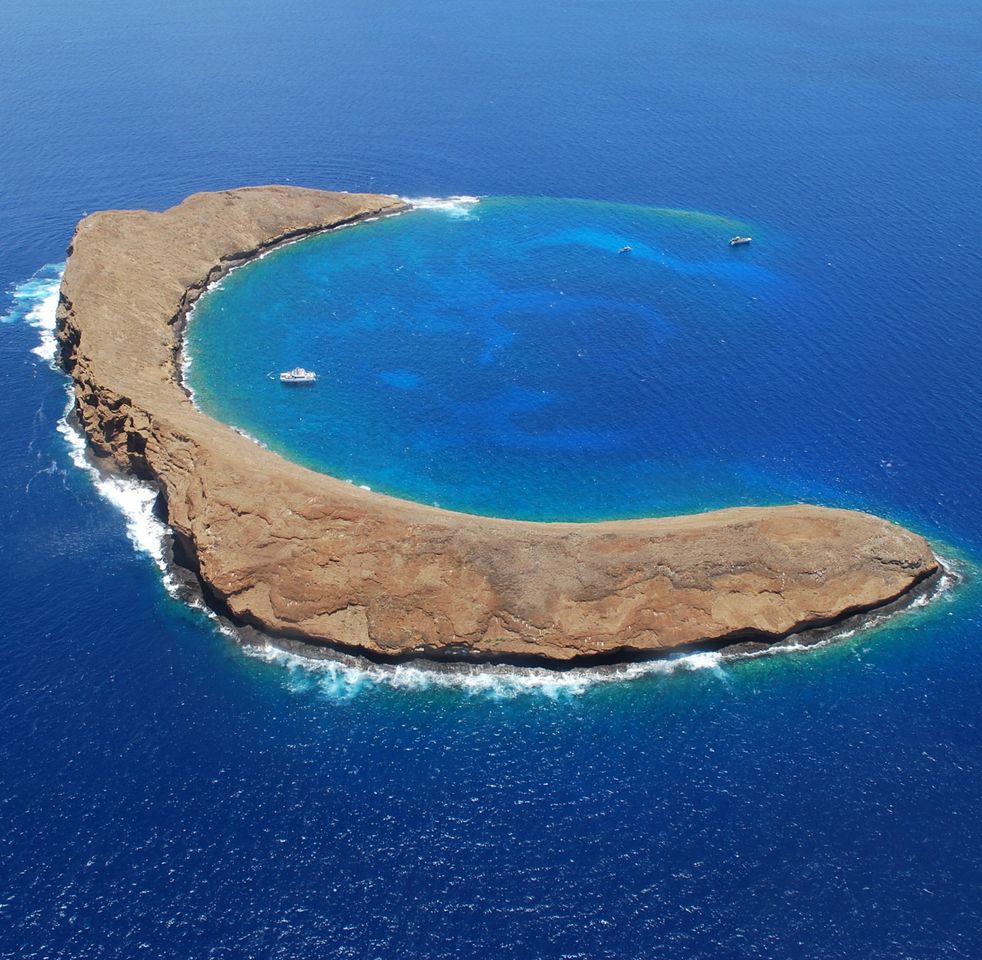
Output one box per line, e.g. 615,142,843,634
56,186,939,664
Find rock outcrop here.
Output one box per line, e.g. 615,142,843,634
56,186,939,664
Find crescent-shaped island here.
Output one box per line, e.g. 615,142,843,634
55,186,940,665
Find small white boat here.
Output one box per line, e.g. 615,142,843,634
729,236,752,247
619,245,632,254
279,367,317,384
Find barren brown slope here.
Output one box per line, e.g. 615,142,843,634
55,186,939,663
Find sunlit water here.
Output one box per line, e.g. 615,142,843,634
2,0,981,957
188,196,793,520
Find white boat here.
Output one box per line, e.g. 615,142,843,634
729,236,752,247
279,367,317,384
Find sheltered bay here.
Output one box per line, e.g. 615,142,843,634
55,186,940,664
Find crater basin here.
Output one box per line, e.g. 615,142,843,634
187,197,787,522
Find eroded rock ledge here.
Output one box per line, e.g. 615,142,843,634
56,186,939,664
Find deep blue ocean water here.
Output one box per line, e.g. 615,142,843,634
2,1,981,957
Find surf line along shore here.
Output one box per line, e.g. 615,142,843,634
54,186,940,666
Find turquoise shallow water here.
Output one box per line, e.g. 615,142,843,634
187,194,968,540
186,197,808,520
2,0,982,956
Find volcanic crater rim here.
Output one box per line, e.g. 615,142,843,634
54,185,943,665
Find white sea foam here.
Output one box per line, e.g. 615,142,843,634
240,557,963,702
7,261,962,702
736,556,962,661
230,425,268,448
1,264,65,363
403,195,481,217
179,341,196,403
242,641,725,701
177,208,399,408
6,263,178,595
56,405,179,595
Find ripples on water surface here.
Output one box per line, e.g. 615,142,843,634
188,196,792,520
2,0,982,956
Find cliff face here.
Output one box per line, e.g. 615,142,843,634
56,186,939,664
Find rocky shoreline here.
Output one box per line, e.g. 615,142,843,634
55,185,941,665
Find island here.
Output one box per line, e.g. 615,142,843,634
55,186,940,665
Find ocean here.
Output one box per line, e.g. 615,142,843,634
2,1,981,957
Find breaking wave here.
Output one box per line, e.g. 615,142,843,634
5,263,179,595
243,641,726,701
238,555,961,701
403,194,481,216
57,410,179,595
1,263,64,362
7,261,962,701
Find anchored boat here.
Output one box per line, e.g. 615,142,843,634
729,236,752,247
279,367,317,384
